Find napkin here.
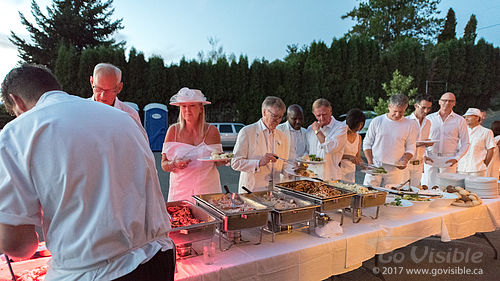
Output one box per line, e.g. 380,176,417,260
315,220,343,238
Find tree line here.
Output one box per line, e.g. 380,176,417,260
52,36,500,125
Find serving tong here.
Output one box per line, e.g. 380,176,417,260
223,185,244,208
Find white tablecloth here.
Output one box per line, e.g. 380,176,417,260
175,198,500,281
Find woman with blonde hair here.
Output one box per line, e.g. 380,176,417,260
161,87,226,201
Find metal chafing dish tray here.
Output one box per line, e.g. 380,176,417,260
329,181,387,208
166,200,219,246
193,193,272,232
242,190,319,227
274,180,356,211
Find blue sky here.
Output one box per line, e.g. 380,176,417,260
1,0,499,80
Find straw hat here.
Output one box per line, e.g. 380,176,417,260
463,108,481,117
170,87,211,106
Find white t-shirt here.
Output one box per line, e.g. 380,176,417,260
306,117,347,180
406,113,431,161
457,125,496,172
426,111,469,160
0,91,173,281
363,114,418,166
277,121,307,160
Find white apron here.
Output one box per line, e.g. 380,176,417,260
163,142,223,202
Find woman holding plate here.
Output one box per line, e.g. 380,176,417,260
161,87,227,202
340,109,366,183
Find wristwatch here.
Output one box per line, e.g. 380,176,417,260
314,129,320,135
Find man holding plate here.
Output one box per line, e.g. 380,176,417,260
363,94,418,187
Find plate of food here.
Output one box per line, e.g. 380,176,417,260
296,154,325,164
446,186,482,207
361,165,387,175
198,152,234,162
285,165,317,178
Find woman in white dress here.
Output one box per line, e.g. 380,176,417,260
340,109,366,183
161,88,228,202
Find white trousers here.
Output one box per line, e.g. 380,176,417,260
421,163,457,187
363,169,404,187
402,162,424,187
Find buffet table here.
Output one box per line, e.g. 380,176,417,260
174,198,500,281
1,199,499,281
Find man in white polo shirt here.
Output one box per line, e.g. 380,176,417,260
0,65,174,281
457,108,495,176
403,94,433,187
363,94,418,187
421,92,469,186
305,98,347,181
90,63,141,125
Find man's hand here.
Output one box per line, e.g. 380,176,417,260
259,153,277,167
424,156,433,164
445,158,458,167
311,121,321,132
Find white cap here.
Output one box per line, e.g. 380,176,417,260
170,87,211,106
463,108,481,117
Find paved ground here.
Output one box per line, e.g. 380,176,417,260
154,151,500,281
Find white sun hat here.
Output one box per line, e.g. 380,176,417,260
463,108,481,117
170,87,211,106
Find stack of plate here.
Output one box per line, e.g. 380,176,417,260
437,173,466,188
464,176,499,199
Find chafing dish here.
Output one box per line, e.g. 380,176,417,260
329,181,387,223
193,193,272,250
166,200,220,257
274,180,356,212
241,190,320,241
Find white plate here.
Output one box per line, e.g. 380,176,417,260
361,169,386,175
416,140,439,145
197,157,232,162
296,158,325,164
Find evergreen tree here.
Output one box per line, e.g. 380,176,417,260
463,14,478,44
437,8,457,43
342,0,443,48
54,44,80,94
10,0,123,69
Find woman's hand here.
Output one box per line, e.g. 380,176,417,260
173,159,191,170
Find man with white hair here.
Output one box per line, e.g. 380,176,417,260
90,63,141,124
421,92,469,186
457,108,496,176
231,96,290,192
363,94,418,187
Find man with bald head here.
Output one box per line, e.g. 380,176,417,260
277,104,308,161
90,63,141,124
421,92,470,186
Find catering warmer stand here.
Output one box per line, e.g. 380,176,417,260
240,189,320,242
273,180,356,226
193,193,272,251
166,200,220,259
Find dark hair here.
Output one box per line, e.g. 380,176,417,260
414,94,433,104
1,64,61,115
346,108,366,131
492,121,500,137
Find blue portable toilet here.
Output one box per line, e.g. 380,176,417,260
144,103,168,151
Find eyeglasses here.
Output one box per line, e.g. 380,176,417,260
416,104,432,110
92,85,118,93
439,99,455,103
266,108,283,120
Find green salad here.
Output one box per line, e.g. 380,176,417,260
402,194,430,201
386,197,403,206
308,154,323,162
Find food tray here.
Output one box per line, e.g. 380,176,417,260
242,190,319,226
351,187,387,208
274,180,356,211
193,193,272,232
166,201,220,245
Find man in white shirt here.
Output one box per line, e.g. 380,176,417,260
421,92,470,186
457,108,496,176
305,98,347,181
90,63,141,125
0,65,174,281
363,94,418,187
277,104,308,161
403,94,433,187
231,96,290,192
